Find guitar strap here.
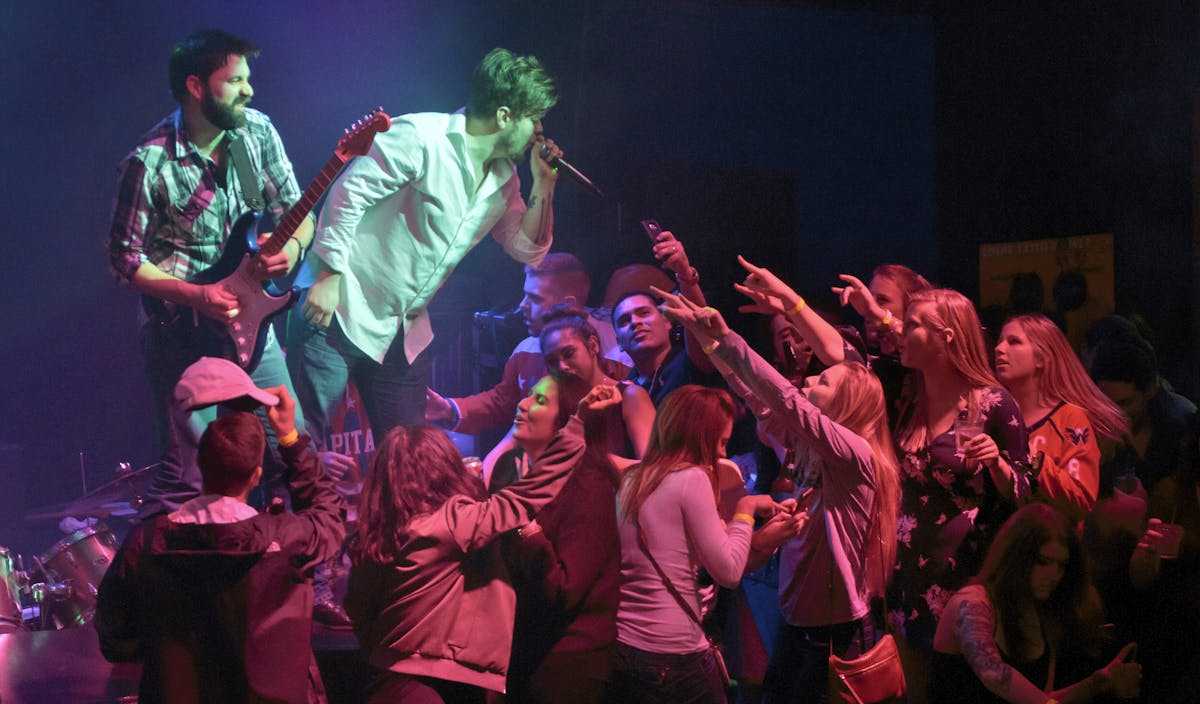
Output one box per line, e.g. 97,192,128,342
227,133,265,212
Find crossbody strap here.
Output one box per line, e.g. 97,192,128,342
632,516,705,629
824,496,892,657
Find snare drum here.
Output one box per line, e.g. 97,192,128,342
40,525,119,627
0,546,24,633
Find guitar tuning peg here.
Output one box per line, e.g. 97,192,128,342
344,128,350,134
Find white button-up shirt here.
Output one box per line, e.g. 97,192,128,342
312,111,549,363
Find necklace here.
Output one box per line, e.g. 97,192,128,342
638,363,663,397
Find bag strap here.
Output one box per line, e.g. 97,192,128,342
227,133,265,212
825,513,837,658
632,515,705,629
824,494,892,658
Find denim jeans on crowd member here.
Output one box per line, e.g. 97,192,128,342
139,319,304,516
763,616,876,704
283,293,430,452
610,641,728,704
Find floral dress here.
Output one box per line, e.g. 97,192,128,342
889,386,1031,652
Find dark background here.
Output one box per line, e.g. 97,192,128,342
1,0,1195,551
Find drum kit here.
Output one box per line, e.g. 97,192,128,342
0,462,157,634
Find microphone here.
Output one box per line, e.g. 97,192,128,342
539,142,604,198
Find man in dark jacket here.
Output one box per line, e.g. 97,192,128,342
96,383,346,703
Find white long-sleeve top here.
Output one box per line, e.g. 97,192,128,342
310,111,549,363
616,467,752,654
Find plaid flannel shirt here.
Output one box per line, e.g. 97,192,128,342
107,108,302,288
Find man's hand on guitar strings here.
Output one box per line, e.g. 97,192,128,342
195,282,240,321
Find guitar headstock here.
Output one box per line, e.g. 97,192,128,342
335,108,392,159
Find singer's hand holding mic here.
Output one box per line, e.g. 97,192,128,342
532,137,564,179
536,138,604,198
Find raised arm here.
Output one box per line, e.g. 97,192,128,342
265,386,347,569
648,230,715,374
447,385,620,552
832,273,900,351
654,288,868,469
736,255,845,367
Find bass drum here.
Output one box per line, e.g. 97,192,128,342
0,546,24,633
40,525,119,627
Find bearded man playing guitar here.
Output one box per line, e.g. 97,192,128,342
107,29,314,516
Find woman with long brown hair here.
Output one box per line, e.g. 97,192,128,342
344,386,618,704
994,314,1129,522
538,304,655,459
493,374,622,703
930,503,1141,703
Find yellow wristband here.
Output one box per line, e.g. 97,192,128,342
702,339,720,355
277,428,300,448
784,297,806,315
881,309,893,327
732,512,755,526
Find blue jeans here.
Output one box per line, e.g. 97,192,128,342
283,296,430,452
140,319,304,515
610,641,727,704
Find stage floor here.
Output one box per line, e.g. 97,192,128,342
0,622,362,703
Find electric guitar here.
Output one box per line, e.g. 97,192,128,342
149,108,391,371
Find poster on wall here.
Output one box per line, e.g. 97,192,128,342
978,233,1115,351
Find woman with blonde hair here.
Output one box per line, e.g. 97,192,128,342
657,274,901,704
994,314,1129,522
891,288,1033,701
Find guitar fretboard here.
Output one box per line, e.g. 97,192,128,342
258,153,349,257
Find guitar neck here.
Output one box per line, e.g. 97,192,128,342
258,152,349,257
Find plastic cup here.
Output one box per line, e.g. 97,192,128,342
955,418,986,453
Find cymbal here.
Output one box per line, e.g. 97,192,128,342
24,463,160,522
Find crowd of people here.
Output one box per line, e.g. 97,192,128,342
94,28,1199,704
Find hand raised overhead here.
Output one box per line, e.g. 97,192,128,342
734,255,803,316
649,286,731,341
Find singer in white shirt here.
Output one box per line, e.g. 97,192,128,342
285,48,563,448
